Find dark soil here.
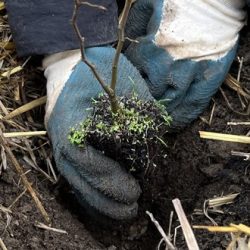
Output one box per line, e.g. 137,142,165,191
1,27,250,250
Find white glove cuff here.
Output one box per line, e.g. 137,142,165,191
155,0,247,61
42,50,81,125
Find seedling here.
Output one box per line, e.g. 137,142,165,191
70,0,172,174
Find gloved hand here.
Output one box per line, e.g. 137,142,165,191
125,0,247,127
43,47,153,220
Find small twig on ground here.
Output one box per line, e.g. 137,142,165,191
208,193,240,208
146,211,176,250
237,57,244,82
220,87,250,116
0,238,8,250
236,57,246,110
0,129,50,223
168,211,174,239
225,74,250,100
172,199,199,250
34,222,67,234
231,151,250,161
227,121,250,126
0,205,12,214
40,144,58,183
199,100,216,126
8,188,27,209
203,200,218,226
0,145,7,174
173,225,181,246
209,101,216,126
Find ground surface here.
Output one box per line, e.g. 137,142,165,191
0,12,250,250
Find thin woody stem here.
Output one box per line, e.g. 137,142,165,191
110,0,134,91
72,0,112,96
72,0,120,112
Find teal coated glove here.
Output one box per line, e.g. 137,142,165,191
125,0,246,127
44,47,153,220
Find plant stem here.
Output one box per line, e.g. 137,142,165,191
72,0,120,113
110,0,134,92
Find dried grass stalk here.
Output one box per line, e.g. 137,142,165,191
3,96,47,120
1,66,22,78
199,131,250,144
0,2,5,11
0,238,8,250
172,199,199,250
208,193,240,208
0,129,50,223
3,131,47,138
193,225,239,233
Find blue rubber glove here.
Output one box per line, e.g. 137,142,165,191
125,0,247,127
43,47,153,220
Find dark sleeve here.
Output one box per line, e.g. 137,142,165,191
5,0,118,57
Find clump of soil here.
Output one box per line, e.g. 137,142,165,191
69,95,171,174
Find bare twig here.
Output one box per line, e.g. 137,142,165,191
146,211,176,250
35,222,67,234
172,199,199,250
0,129,50,223
111,0,133,91
71,0,119,113
8,188,27,209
